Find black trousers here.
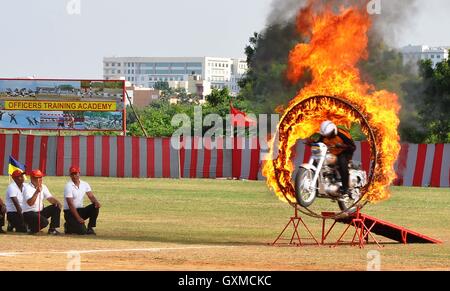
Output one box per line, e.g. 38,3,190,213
64,204,99,235
0,207,5,227
6,212,28,233
338,151,354,191
23,205,61,233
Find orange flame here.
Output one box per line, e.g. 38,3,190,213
263,0,401,204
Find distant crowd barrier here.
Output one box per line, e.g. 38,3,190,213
1,134,448,187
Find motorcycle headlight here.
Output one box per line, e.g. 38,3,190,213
311,146,321,155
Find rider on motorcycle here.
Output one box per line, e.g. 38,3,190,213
310,121,356,197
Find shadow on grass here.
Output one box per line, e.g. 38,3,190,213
65,233,413,248
62,232,272,247
4,230,420,248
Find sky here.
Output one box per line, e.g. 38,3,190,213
0,0,448,79
396,0,450,47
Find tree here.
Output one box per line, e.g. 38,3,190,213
126,86,255,137
127,100,192,137
402,57,450,143
154,81,170,91
206,88,230,107
238,23,305,115
174,88,200,105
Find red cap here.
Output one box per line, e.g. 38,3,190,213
30,169,44,178
11,169,25,178
69,166,80,175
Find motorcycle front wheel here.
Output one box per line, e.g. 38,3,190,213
295,168,317,207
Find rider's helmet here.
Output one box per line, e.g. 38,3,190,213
320,120,338,137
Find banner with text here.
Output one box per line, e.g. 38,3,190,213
0,79,125,131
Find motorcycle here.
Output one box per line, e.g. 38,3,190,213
294,142,367,213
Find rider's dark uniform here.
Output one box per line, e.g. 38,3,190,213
318,128,356,193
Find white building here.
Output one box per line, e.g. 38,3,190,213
103,57,248,97
401,45,449,69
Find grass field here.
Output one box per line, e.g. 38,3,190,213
0,176,449,271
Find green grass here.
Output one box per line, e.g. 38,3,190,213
1,176,449,270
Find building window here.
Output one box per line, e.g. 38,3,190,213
431,55,435,59
437,55,441,59
117,70,121,74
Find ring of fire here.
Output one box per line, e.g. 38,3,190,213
270,95,378,219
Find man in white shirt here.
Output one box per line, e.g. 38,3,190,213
23,169,62,235
63,166,101,235
5,170,28,233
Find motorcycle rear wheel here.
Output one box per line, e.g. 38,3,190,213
337,189,360,214
295,168,317,207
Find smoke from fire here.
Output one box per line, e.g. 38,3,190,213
267,0,418,46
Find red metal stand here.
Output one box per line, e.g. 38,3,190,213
270,206,319,247
271,207,441,248
321,208,382,249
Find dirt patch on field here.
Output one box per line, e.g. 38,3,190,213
1,233,448,271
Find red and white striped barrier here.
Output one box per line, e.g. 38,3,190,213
1,134,179,178
0,134,57,175
249,141,448,188
394,144,450,187
231,137,261,181
179,137,232,179
54,136,179,178
1,134,448,187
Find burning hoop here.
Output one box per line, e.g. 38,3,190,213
271,95,378,220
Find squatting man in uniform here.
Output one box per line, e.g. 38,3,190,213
63,166,101,235
23,170,63,235
5,170,28,233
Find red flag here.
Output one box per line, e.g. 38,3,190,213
230,101,257,127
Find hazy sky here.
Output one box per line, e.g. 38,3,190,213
0,0,448,79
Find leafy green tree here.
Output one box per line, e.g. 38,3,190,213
127,100,189,137
238,23,305,115
174,88,200,105
154,81,170,91
402,56,450,143
126,86,255,137
206,88,230,107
